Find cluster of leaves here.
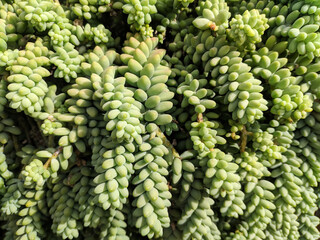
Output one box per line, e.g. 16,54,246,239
0,0,320,240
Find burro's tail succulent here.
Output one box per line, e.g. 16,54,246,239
0,0,319,239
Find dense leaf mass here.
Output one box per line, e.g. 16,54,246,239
0,0,320,239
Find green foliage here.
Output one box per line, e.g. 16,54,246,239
227,9,269,51
122,0,157,37
0,0,320,240
193,0,231,33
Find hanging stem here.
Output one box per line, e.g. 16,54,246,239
44,146,63,169
240,126,253,153
197,113,203,123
